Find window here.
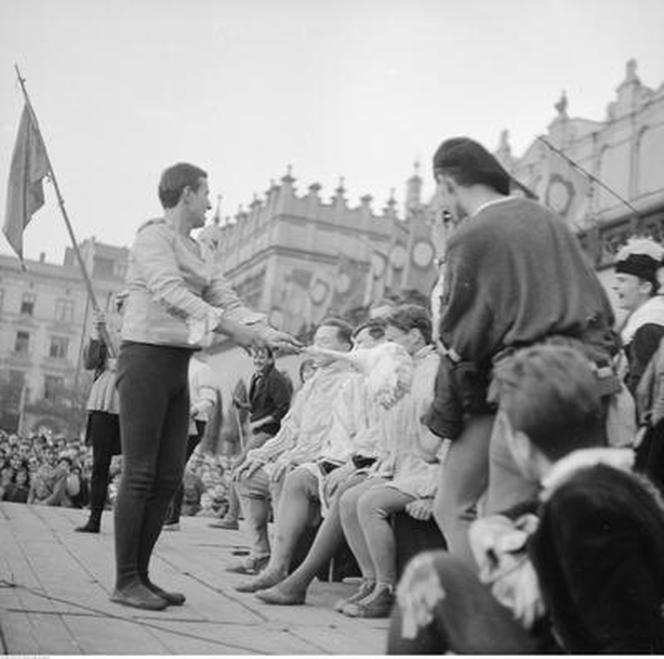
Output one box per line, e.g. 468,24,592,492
9,370,25,387
115,262,128,279
93,256,115,278
20,293,36,316
49,336,69,360
44,375,64,401
54,298,75,323
14,331,30,356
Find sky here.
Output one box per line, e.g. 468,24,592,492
1,0,664,263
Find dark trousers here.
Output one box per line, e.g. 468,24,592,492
636,420,664,492
114,342,192,589
165,421,205,525
387,552,555,654
87,411,121,515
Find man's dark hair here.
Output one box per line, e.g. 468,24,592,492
494,345,604,462
158,163,208,209
317,317,354,347
386,304,433,345
353,318,387,341
253,345,274,359
432,137,511,195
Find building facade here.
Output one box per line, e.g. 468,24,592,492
496,59,664,302
202,167,437,337
0,238,128,433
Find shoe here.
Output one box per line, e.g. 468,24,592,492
333,579,375,612
75,519,100,533
208,518,239,530
110,581,169,611
162,522,180,532
255,585,306,605
225,554,270,575
234,569,285,594
144,580,186,606
341,583,395,618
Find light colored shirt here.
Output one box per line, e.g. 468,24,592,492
248,361,353,465
189,359,218,422
376,345,447,498
121,219,264,348
316,372,379,464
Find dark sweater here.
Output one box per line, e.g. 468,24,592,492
248,365,293,437
530,465,664,654
439,197,617,366
425,198,619,438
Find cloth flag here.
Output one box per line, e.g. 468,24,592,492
329,254,366,313
3,104,49,262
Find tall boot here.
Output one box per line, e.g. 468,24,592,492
76,507,102,533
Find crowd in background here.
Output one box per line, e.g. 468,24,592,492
0,426,237,518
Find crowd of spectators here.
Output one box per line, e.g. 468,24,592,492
0,427,236,519
0,430,92,506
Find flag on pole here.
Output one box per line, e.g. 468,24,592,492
3,104,49,263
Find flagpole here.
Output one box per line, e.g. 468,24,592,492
13,64,116,357
537,136,640,217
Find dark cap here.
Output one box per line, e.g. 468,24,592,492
432,137,511,196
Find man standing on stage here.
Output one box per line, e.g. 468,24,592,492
425,137,618,565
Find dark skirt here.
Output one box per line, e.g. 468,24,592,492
85,410,122,456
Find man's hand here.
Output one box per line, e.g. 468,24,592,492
468,515,519,570
234,457,264,481
405,498,434,521
215,318,302,354
322,461,355,500
259,326,303,354
270,459,293,483
232,396,250,410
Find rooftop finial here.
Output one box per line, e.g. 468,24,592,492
625,58,639,83
554,90,568,118
282,164,295,184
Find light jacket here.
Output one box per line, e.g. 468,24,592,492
121,219,264,348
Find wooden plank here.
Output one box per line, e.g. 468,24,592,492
62,614,174,655
0,503,387,654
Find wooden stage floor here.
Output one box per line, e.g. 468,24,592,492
0,502,388,655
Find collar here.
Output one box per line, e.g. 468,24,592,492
413,344,435,362
620,295,664,345
540,447,635,502
472,195,517,218
317,360,351,376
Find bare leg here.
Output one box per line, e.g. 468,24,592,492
432,413,493,567
339,478,387,580
255,472,368,604
266,468,320,576
236,469,272,560
356,485,414,586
